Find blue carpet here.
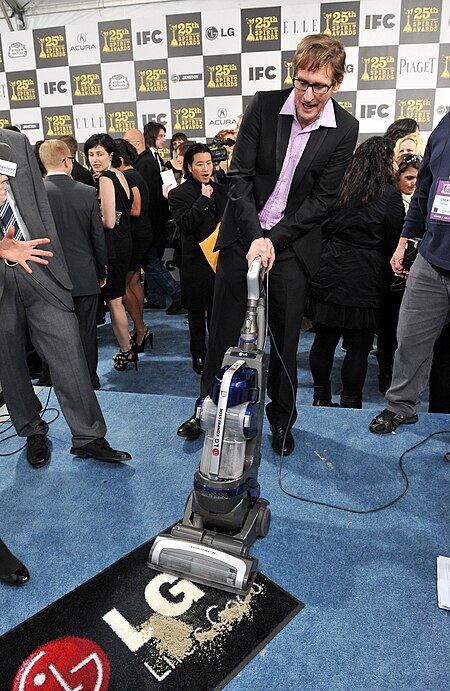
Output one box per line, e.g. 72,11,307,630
0,312,447,689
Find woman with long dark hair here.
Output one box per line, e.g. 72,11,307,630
308,136,405,408
168,143,227,374
84,133,134,371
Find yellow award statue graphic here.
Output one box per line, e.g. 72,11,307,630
101,27,131,54
323,9,357,38
402,4,439,35
138,68,168,94
283,60,293,85
169,21,200,48
440,55,450,78
107,110,136,134
37,33,66,59
246,14,279,42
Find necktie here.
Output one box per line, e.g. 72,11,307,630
154,151,161,170
0,198,24,240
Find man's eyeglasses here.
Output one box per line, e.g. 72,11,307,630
292,78,335,95
62,156,75,163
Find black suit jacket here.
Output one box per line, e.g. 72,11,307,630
44,174,107,296
71,159,95,188
217,89,359,278
134,149,169,247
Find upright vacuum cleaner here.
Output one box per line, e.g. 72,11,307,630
148,258,271,596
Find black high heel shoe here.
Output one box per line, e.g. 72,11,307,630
113,346,138,371
135,328,154,353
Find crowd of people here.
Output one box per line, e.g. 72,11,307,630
1,31,449,584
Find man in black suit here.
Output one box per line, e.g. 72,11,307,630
0,127,131,467
178,34,359,455
58,135,96,188
123,127,181,314
39,139,107,390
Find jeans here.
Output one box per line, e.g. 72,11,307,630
144,247,181,305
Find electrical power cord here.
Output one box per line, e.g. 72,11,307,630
0,386,60,457
264,272,449,514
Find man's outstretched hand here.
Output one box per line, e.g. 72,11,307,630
0,226,53,274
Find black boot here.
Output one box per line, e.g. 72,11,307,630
313,383,337,407
340,393,362,409
378,372,392,396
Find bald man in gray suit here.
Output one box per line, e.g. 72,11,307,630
0,127,131,467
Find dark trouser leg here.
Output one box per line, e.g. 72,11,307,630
74,294,100,389
429,321,450,413
376,289,403,376
265,249,308,429
0,538,21,573
188,309,207,359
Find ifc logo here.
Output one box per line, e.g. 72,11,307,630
206,26,218,40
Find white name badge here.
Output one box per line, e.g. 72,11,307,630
0,158,17,177
430,179,450,223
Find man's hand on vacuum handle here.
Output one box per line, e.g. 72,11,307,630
246,237,275,270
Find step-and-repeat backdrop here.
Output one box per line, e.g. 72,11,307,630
0,0,449,149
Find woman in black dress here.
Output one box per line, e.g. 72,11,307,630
115,138,153,352
84,133,134,371
308,137,405,408
168,144,227,373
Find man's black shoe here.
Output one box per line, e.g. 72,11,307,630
177,416,202,440
369,408,418,434
166,300,182,315
192,357,204,374
0,562,30,585
26,434,51,468
71,438,132,462
270,426,295,456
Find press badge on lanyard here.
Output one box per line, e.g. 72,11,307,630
429,179,450,223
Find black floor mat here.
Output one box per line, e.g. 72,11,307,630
2,537,304,690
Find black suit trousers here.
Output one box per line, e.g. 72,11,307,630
202,242,308,429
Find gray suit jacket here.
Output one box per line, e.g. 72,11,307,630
0,128,73,308
43,174,107,296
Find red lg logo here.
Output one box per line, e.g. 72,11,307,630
12,636,110,691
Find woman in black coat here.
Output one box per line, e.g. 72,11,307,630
308,137,405,408
168,143,227,373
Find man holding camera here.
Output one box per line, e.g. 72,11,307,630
370,112,450,434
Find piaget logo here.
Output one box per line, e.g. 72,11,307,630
9,78,36,102
206,63,238,89
37,34,66,59
361,55,395,81
173,105,202,131
402,4,439,33
101,27,131,53
73,72,102,98
398,97,432,123
323,9,358,37
138,68,168,93
246,15,279,42
45,113,72,136
169,21,201,47
107,109,136,133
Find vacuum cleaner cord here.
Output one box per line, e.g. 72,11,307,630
0,386,59,457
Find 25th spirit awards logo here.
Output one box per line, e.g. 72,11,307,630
98,20,133,62
358,47,398,89
42,108,74,137
33,27,68,68
395,92,434,127
171,99,204,136
135,61,169,99
166,13,202,57
7,72,39,108
204,56,240,96
320,2,359,46
70,66,103,103
241,7,281,52
105,105,137,134
400,0,441,42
